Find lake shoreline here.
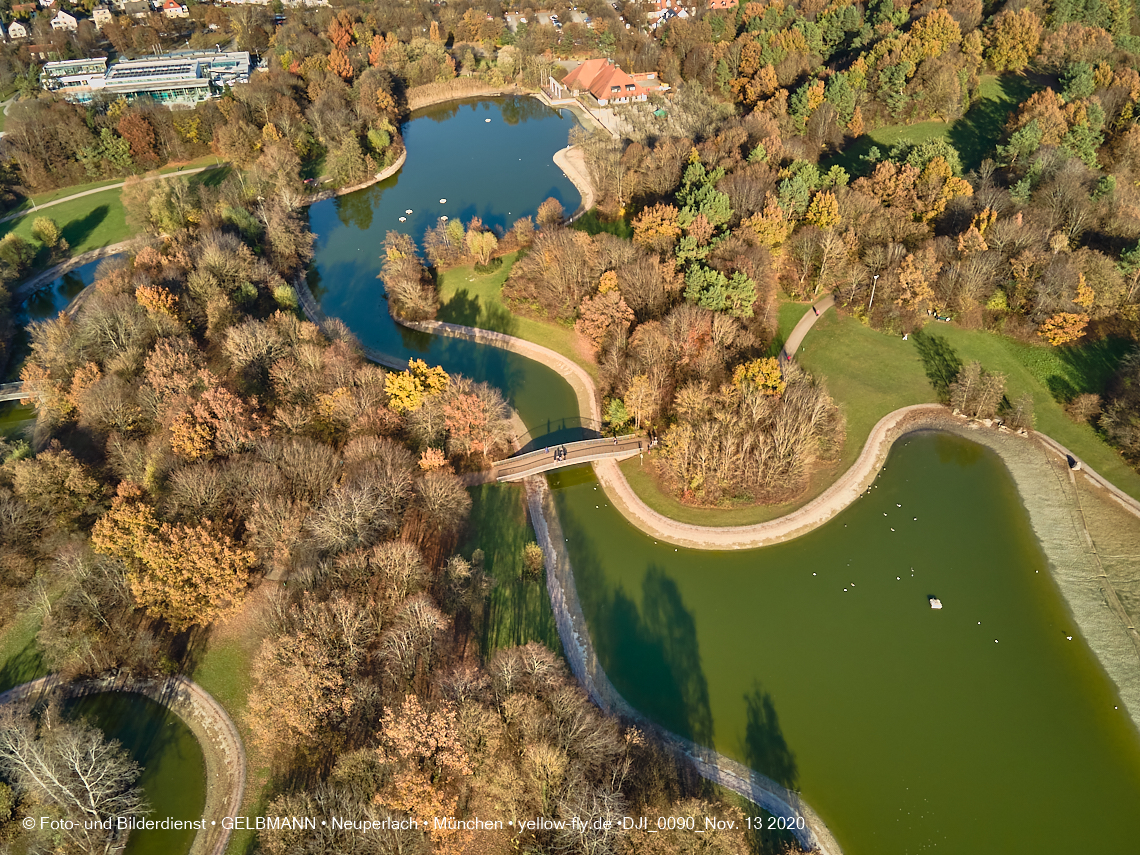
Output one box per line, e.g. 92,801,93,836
0,674,245,855
399,316,1140,736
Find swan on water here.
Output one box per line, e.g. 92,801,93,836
399,217,406,222
440,198,446,203
405,209,413,214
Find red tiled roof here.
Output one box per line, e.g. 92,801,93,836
562,58,653,102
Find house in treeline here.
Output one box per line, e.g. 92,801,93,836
548,57,663,107
162,0,189,17
51,10,79,30
92,5,113,28
6,21,27,39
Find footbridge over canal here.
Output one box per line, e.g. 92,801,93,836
0,382,27,402
493,434,647,482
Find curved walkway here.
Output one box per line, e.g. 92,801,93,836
781,294,834,365
0,165,225,225
402,315,1140,547
0,673,245,855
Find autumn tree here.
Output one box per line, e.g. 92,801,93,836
987,9,1043,72
92,493,254,630
30,216,61,248
633,203,683,254
1038,312,1090,345
0,703,148,855
382,232,439,321
575,274,636,351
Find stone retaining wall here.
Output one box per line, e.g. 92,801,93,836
0,674,245,855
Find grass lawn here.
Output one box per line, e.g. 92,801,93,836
620,299,1140,522
795,311,1140,500
0,193,129,257
831,74,1041,175
460,483,561,657
436,252,598,379
0,163,232,266
190,591,278,855
8,156,226,214
0,608,47,694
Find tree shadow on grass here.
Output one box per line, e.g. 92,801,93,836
438,286,519,337
0,634,45,694
740,681,798,790
1051,336,1133,397
949,75,1041,173
912,329,962,400
60,204,109,250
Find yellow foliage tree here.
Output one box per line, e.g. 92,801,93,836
805,191,841,229
732,357,786,396
1038,312,1090,345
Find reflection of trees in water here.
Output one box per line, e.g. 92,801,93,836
741,682,798,789
500,95,560,126
578,552,714,747
335,188,375,232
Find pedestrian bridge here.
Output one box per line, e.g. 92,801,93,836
0,382,26,402
493,434,646,482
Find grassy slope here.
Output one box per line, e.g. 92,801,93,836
831,74,1040,175
0,194,128,256
0,163,232,266
622,301,1140,523
7,155,223,214
797,311,1140,499
0,608,47,694
435,252,598,379
461,483,561,657
191,615,272,855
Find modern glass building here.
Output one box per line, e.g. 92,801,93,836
43,51,252,107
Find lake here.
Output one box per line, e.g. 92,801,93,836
67,691,207,855
310,96,1140,855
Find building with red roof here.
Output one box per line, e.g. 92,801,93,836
551,57,660,107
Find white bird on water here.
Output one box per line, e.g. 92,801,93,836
398,216,406,222
405,209,413,214
440,198,447,203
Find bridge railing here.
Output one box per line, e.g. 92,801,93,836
513,416,606,453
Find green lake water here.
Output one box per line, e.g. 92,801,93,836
310,97,1140,854
306,96,581,436
550,435,1140,854
67,692,207,855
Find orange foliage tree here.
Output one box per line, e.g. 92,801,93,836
92,492,254,630
1038,312,1090,345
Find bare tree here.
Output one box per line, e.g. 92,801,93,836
0,703,148,855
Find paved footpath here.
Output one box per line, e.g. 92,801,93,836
781,293,835,364
400,309,1140,548
0,164,224,225
0,673,245,855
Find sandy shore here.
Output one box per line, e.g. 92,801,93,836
553,145,595,220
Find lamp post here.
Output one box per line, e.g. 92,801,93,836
868,274,879,313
